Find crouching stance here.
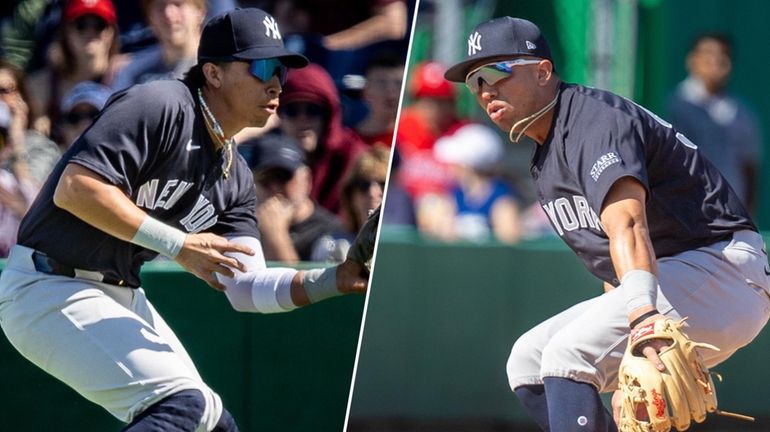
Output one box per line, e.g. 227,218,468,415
0,9,368,431
443,15,770,431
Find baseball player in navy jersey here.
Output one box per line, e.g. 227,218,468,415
444,17,770,431
0,8,368,432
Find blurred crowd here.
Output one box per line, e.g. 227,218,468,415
383,60,547,245
383,30,762,245
0,0,761,258
0,0,410,261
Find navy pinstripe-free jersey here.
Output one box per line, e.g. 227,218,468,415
18,80,259,288
532,83,755,285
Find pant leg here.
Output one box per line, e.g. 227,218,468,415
0,246,222,430
655,230,770,367
508,231,770,394
506,293,622,391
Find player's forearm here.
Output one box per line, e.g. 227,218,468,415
53,163,150,242
323,2,407,50
601,178,657,277
601,178,659,322
607,220,656,277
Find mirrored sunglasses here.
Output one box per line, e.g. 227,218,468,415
249,58,287,85
464,59,542,93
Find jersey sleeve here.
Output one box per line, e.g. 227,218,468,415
566,110,650,214
68,83,183,196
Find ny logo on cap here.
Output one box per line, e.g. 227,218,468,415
468,31,482,56
263,16,282,40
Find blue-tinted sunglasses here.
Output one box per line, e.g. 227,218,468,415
249,58,287,85
465,58,542,93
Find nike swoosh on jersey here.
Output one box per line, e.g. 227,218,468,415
186,139,201,151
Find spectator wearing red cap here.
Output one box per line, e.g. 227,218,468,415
27,0,121,141
393,61,466,239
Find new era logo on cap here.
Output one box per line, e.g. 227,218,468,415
468,31,482,56
526,40,537,50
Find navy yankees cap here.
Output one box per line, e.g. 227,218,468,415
251,134,306,172
198,8,308,68
444,17,552,82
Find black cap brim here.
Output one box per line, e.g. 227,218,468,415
233,46,309,68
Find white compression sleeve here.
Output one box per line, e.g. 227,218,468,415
215,236,299,313
131,216,187,258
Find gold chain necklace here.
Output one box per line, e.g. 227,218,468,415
197,88,234,179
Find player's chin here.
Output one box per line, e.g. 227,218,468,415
487,116,512,132
250,113,272,128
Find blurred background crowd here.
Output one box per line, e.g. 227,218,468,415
0,0,413,261
379,0,768,247
0,0,768,261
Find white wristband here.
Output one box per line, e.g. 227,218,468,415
302,267,341,304
621,269,658,313
131,216,187,258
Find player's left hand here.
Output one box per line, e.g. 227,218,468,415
336,258,369,294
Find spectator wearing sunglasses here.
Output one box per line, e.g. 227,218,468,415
111,0,206,91
57,80,111,149
250,134,343,263
279,62,367,213
0,8,369,430
27,0,121,140
311,145,389,262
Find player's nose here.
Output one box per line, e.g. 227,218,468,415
478,81,498,102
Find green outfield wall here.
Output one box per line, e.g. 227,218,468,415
349,229,770,430
0,261,364,432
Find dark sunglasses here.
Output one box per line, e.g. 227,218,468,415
248,58,287,85
352,178,386,192
64,109,99,125
464,58,542,93
73,16,108,33
280,103,325,119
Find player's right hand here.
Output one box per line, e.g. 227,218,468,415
175,233,255,291
336,259,369,294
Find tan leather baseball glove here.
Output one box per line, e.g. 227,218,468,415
617,318,720,431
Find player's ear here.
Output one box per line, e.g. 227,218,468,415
536,60,553,84
202,62,223,89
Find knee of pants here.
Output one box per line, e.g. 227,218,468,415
539,335,582,376
127,387,224,432
506,331,545,391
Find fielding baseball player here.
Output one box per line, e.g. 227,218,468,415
444,17,770,431
0,8,370,432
